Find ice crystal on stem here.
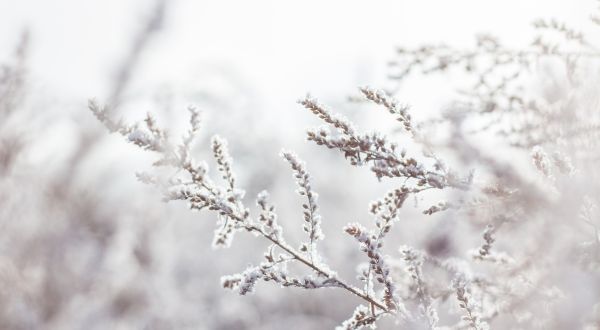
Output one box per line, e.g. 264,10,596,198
452,275,489,330
302,91,467,193
401,246,438,329
336,305,378,330
359,87,413,135
281,150,324,262
345,223,401,314
90,100,393,327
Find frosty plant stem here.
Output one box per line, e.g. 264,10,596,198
84,6,600,328
247,222,389,312
89,99,391,316
206,200,390,312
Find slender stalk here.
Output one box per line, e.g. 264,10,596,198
246,224,390,312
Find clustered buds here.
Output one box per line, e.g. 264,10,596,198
452,275,489,330
302,92,457,191
359,87,413,134
222,260,342,297
90,100,169,153
221,266,261,295
422,201,451,215
336,305,377,330
470,222,514,264
401,246,438,329
478,224,495,257
281,150,324,261
212,136,236,191
300,96,355,136
370,188,409,236
531,145,575,180
345,223,399,312
256,191,282,239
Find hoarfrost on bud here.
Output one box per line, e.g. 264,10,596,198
531,145,552,178
281,150,324,260
238,267,261,295
336,305,375,330
128,129,151,146
135,171,157,185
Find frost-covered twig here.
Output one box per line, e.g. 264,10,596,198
86,8,600,328
452,275,489,330
302,93,466,191
281,150,324,263
89,100,392,321
402,246,439,329
345,223,401,313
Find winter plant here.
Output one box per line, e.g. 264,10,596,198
89,7,600,330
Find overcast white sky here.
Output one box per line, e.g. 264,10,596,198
0,0,593,122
